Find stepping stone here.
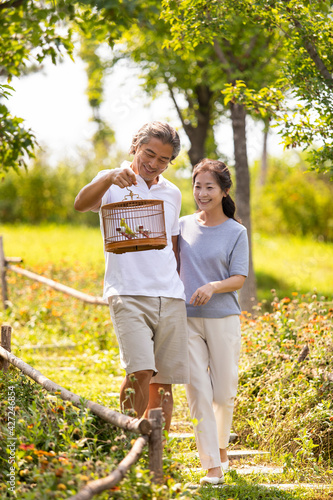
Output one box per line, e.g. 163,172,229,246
169,430,270,464
228,449,270,460
186,482,332,491
261,483,333,490
185,482,332,491
168,432,194,440
228,465,283,474
169,432,238,443
184,465,282,475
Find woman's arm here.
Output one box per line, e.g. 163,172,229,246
172,235,179,265
190,275,246,307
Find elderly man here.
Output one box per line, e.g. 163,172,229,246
74,121,189,430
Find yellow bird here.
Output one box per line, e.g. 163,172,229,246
120,218,136,237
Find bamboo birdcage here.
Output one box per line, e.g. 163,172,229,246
101,190,167,254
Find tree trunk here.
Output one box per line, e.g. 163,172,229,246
230,102,257,311
183,85,213,167
186,128,207,167
259,121,269,186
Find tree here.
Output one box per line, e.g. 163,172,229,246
0,83,37,174
249,0,333,173
0,0,77,174
0,0,156,174
1,0,289,308
162,0,333,174
157,0,333,309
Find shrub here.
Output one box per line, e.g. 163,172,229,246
235,291,333,472
252,154,333,241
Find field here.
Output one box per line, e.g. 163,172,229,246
0,224,332,499
1,224,333,302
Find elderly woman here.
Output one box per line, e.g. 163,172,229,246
178,159,249,485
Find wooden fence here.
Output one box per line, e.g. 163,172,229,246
0,236,165,498
0,236,107,308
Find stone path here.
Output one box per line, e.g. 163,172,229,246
170,431,333,493
169,431,238,443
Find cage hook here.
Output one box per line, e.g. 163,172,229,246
123,187,141,201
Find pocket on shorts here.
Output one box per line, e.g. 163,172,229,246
109,295,123,315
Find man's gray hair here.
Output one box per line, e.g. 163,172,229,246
129,121,181,161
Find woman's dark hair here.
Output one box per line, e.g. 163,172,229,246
192,158,239,221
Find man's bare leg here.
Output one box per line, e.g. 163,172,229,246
145,383,173,432
120,369,154,418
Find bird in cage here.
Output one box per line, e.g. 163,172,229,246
120,218,136,239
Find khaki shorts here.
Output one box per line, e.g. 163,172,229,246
108,295,189,384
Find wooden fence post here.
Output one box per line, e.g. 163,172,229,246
148,408,163,484
0,236,8,310
0,325,12,372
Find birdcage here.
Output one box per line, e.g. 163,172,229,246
101,190,167,254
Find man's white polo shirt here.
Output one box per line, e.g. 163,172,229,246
91,161,185,301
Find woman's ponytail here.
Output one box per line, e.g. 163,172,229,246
222,194,236,220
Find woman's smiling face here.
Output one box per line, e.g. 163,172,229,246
193,170,225,213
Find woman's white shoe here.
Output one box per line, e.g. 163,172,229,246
200,473,224,485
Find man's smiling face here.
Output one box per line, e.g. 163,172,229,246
132,137,173,188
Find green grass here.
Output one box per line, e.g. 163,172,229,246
0,224,105,269
253,232,333,302
1,224,333,303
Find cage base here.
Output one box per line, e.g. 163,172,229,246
105,237,167,254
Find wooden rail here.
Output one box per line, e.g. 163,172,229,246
7,264,107,305
68,435,149,500
0,343,151,435
0,235,107,307
0,326,164,498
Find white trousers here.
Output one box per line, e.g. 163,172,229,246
185,315,241,470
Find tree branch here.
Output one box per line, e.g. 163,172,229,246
290,13,333,88
0,0,26,11
194,84,213,124
213,39,233,79
244,33,260,60
164,77,189,131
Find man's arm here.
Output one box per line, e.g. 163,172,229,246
74,167,137,213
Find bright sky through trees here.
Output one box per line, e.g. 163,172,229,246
6,55,284,167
